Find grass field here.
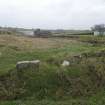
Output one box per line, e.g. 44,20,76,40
0,35,98,74
0,34,105,105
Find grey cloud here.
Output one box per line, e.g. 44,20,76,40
0,0,105,29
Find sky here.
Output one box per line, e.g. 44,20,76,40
0,0,105,29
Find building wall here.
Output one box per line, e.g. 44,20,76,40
94,31,105,36
94,31,100,36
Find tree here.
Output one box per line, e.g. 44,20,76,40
92,24,105,36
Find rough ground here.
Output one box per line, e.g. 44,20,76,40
0,34,105,105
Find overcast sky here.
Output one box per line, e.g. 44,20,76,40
0,0,105,29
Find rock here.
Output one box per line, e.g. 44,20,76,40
61,60,70,67
16,60,40,71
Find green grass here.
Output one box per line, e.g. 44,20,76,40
1,35,105,104
79,35,105,44
1,94,105,105
0,39,102,74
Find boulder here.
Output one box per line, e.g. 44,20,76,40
61,60,70,67
16,60,40,71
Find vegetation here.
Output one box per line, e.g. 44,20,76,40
0,34,105,104
92,24,105,36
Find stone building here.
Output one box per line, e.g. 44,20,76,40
34,29,52,37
